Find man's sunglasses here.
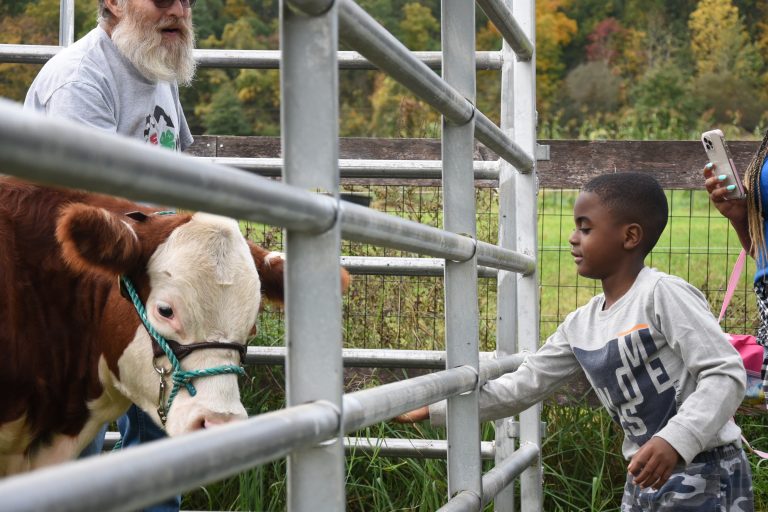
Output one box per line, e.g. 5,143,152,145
152,0,197,9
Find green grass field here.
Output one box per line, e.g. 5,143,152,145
182,186,768,511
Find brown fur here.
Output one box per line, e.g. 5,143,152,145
0,177,286,456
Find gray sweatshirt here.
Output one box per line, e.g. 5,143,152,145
430,267,746,464
24,26,192,151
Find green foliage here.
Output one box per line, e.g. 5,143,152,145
399,3,439,51
202,81,252,135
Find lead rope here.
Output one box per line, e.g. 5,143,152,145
119,276,245,426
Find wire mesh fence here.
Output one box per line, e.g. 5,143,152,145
249,183,756,352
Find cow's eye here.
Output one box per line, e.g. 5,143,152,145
157,303,174,319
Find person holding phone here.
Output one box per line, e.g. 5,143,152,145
23,0,197,510
704,130,768,407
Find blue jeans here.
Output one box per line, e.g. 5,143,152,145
80,405,180,512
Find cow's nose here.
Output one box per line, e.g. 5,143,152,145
196,411,246,430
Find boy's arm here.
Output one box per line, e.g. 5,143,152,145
651,278,746,465
428,326,582,426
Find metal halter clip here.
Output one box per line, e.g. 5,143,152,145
155,365,170,426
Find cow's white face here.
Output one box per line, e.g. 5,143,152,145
115,213,259,434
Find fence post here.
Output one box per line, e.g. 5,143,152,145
59,0,74,47
510,0,543,510
441,0,482,503
280,1,345,510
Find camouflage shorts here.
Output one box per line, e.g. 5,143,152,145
621,444,753,511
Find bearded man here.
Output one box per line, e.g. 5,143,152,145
25,0,196,151
23,1,198,510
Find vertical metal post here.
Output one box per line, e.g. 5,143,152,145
280,2,345,511
59,0,75,47
496,0,541,509
494,29,520,512
441,0,482,503
512,0,543,510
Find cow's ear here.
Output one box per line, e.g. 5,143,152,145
247,241,351,306
56,204,142,277
248,241,285,305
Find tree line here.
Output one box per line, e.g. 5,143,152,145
1,0,767,140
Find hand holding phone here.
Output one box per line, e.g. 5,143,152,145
702,129,745,200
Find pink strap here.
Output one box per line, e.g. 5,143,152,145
719,249,768,458
742,434,768,458
719,249,747,322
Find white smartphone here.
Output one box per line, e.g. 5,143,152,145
702,129,746,200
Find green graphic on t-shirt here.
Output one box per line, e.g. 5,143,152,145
159,130,176,150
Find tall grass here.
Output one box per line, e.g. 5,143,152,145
182,185,768,510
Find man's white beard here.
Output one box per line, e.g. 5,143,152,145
111,7,196,86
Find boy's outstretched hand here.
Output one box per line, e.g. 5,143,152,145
627,437,682,490
393,406,430,423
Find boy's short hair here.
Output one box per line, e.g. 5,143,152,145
582,172,668,256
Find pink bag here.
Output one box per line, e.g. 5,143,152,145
718,250,765,384
719,249,768,458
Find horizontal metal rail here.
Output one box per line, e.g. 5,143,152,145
332,0,534,173
480,443,540,506
343,355,524,432
476,0,533,60
103,432,496,460
0,402,340,512
202,157,501,180
340,201,535,274
0,45,502,70
0,356,524,511
437,443,540,511
342,256,497,277
0,100,535,274
244,346,501,369
344,437,496,460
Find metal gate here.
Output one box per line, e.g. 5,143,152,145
0,0,542,510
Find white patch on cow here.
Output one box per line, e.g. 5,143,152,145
114,213,258,435
0,416,84,476
265,251,284,267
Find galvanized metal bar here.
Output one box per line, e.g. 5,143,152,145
280,1,345,510
335,0,533,172
493,19,520,512
474,111,534,173
476,0,533,60
0,99,337,232
342,366,478,433
243,347,517,370
102,431,496,460
510,0,543,509
0,101,534,274
345,437,495,460
0,44,60,64
437,443,540,511
58,0,75,47
442,0,482,500
340,201,534,274
437,491,482,512
340,356,522,433
0,45,502,70
340,256,498,278
0,402,339,512
202,157,500,180
481,443,540,506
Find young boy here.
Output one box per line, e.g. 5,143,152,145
404,173,753,511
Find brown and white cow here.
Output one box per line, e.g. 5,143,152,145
0,176,310,476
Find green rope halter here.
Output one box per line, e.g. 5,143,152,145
119,275,245,425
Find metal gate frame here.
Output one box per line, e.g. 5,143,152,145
0,0,542,510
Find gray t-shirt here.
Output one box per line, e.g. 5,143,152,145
24,26,192,151
430,267,746,465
